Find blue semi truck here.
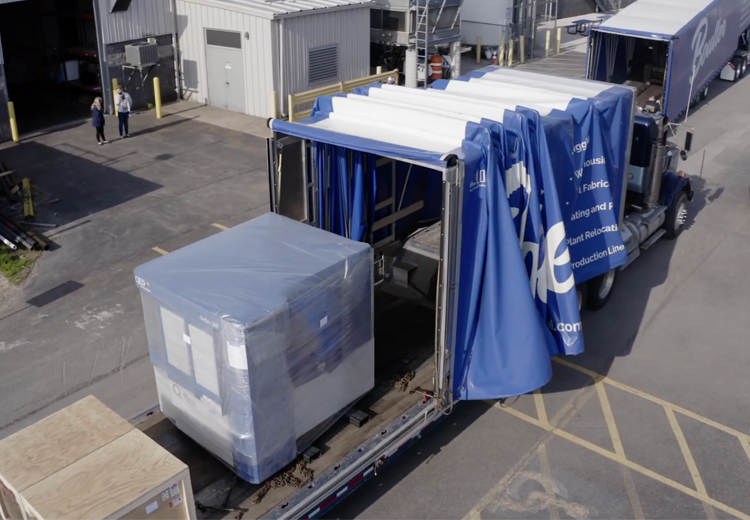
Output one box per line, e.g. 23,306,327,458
588,0,750,122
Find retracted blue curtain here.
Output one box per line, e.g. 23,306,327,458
313,143,376,242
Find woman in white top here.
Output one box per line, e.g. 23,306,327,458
116,85,133,138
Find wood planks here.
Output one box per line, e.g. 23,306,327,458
0,396,196,520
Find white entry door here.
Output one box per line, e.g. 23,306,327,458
205,29,246,113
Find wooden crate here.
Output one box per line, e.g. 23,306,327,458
0,396,196,520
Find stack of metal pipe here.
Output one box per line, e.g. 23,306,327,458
0,213,50,251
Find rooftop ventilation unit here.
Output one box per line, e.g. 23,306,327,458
125,41,158,67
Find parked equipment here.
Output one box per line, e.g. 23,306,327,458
588,0,750,121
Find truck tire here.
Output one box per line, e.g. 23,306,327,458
586,269,617,311
741,57,748,78
576,284,587,312
664,191,689,240
700,86,709,101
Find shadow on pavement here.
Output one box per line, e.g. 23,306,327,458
546,175,718,392
326,401,493,520
0,140,162,227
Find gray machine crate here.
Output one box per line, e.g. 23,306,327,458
134,213,375,484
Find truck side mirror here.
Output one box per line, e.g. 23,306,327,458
684,131,693,152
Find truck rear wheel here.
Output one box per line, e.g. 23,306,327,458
700,86,709,101
577,285,587,312
586,269,617,311
664,191,689,240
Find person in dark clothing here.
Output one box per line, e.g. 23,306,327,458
91,97,108,145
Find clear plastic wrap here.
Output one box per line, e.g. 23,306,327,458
134,213,374,484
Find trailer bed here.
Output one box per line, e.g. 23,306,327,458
129,298,436,519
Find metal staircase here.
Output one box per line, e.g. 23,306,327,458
412,0,460,87
594,0,621,14
415,0,429,86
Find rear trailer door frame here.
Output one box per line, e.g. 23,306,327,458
265,134,463,517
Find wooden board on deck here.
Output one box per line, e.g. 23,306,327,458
0,396,133,491
0,396,196,520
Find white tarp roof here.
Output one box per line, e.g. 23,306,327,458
297,68,622,156
597,0,715,38
183,0,372,19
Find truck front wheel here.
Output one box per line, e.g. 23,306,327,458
664,191,689,240
586,269,617,311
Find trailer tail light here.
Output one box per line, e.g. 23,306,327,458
729,62,736,70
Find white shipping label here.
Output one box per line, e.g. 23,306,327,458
160,307,193,376
161,490,170,501
189,324,220,395
146,501,159,515
320,316,328,327
227,341,248,370
171,496,182,508
170,484,179,497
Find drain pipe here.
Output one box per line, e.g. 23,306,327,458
279,18,286,118
172,0,183,100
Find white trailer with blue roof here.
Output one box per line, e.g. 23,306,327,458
125,67,694,519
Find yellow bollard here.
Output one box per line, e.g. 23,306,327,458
556,27,562,55
112,78,119,116
520,35,526,64
476,36,482,64
7,102,19,143
545,29,551,58
153,76,162,119
500,39,506,66
376,65,382,74
508,39,515,67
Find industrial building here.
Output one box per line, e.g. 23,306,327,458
175,0,371,119
0,0,178,140
0,0,373,141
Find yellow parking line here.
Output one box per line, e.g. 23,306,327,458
212,223,230,231
741,436,750,464
537,443,561,520
665,406,708,495
594,379,626,457
497,404,750,520
534,389,549,426
553,357,750,443
152,247,169,255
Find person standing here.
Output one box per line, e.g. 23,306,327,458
116,85,133,139
91,97,108,145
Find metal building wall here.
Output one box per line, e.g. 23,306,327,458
280,8,370,114
96,0,175,45
176,0,276,118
